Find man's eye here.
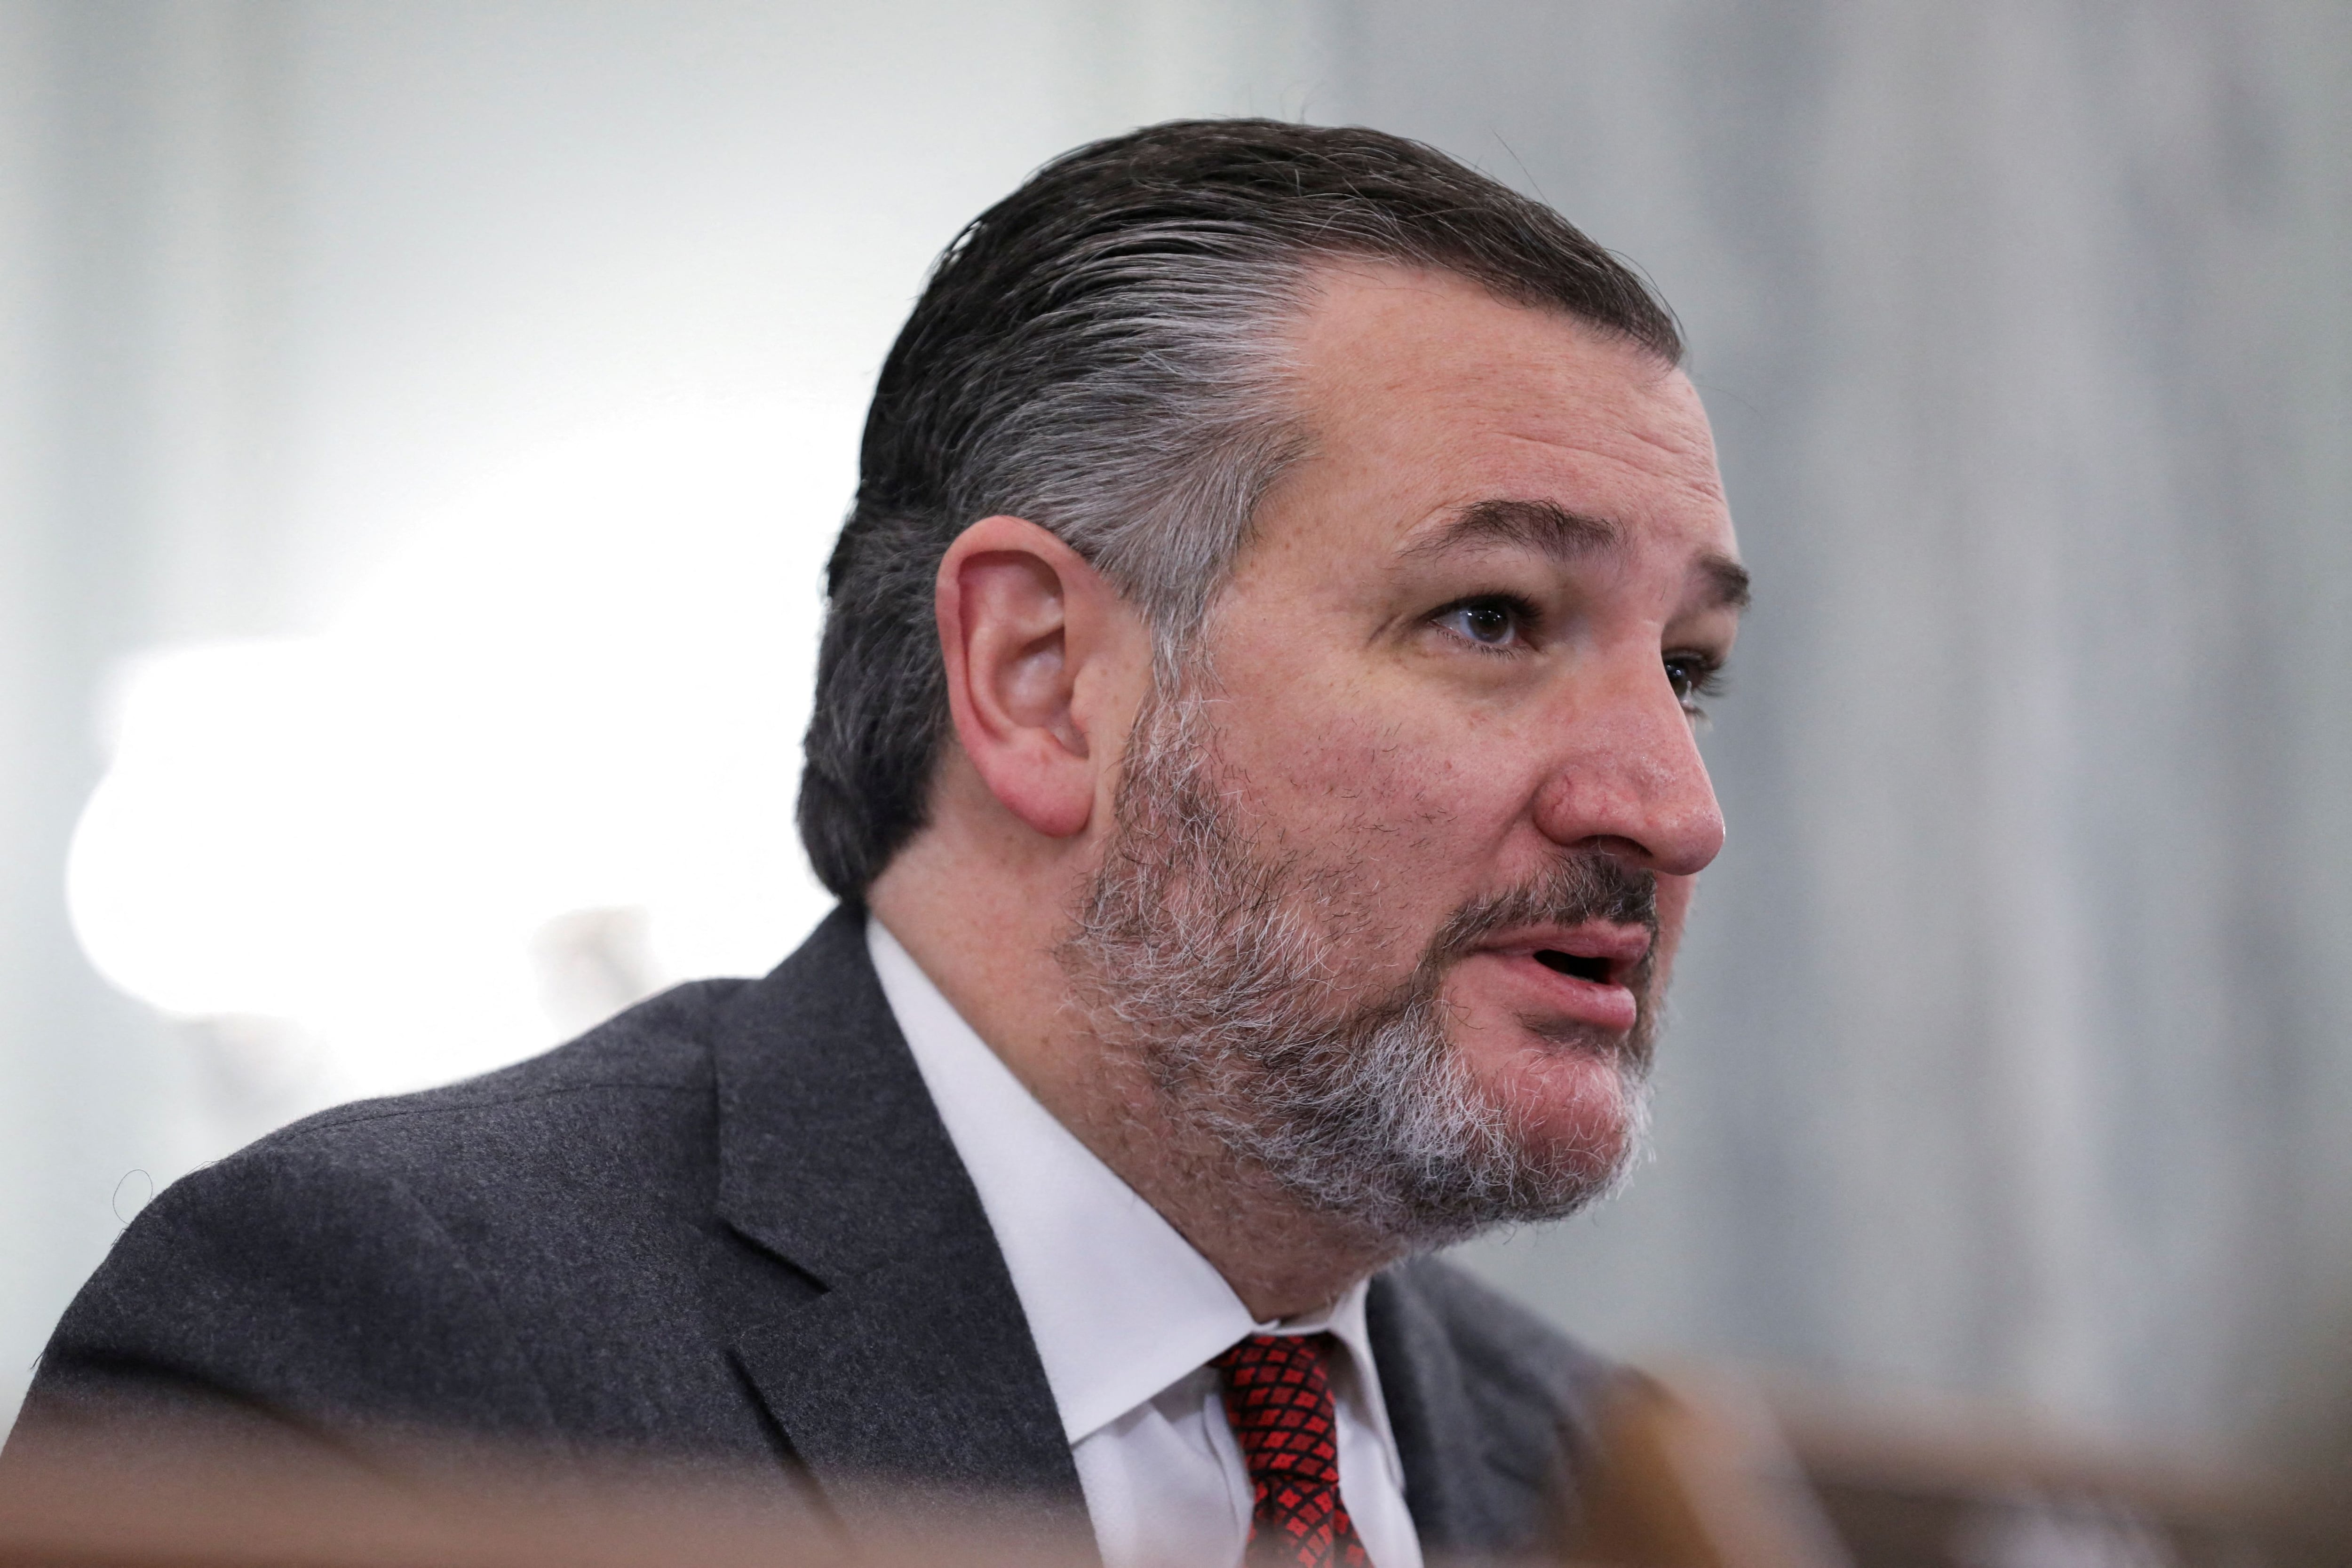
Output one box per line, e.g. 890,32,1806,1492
1663,653,1725,711
1436,597,1530,649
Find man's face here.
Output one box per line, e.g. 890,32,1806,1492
1071,263,1743,1234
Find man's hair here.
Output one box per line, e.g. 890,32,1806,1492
796,118,1683,899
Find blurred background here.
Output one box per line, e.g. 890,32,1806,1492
4,0,2348,1472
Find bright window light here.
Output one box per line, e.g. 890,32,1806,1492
68,399,857,1100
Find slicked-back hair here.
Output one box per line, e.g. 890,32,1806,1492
796,119,1683,899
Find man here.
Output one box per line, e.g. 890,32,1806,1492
11,120,1746,1567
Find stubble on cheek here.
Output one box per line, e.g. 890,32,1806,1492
1213,713,1469,972
1294,767,1651,1172
1072,681,1656,1242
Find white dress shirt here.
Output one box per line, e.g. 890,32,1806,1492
866,918,1422,1568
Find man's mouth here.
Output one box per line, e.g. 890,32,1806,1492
1532,949,1614,985
1462,924,1653,1036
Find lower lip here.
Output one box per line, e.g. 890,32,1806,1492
1471,952,1640,1034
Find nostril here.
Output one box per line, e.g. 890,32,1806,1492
1534,950,1611,984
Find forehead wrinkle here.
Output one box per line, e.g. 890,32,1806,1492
1486,404,1727,511
1399,497,1622,566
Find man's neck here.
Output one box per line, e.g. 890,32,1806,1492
867,822,1399,1322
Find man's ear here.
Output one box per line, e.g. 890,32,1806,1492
936,515,1144,840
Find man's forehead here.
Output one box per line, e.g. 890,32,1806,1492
1272,263,1739,574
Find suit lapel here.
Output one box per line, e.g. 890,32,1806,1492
713,907,1082,1514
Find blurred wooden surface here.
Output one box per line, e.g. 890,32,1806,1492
5,1375,2346,1567
1573,1374,2352,1568
0,1415,1090,1568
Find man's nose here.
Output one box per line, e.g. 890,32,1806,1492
1529,662,1726,878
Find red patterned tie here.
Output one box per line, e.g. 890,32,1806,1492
1211,1332,1375,1568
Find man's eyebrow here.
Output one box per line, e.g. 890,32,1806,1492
1402,498,1754,613
1696,553,1752,612
1400,498,1622,562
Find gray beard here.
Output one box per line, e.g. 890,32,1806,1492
1058,687,1661,1257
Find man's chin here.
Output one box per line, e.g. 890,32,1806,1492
1457,1019,1645,1176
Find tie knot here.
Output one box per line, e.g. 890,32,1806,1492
1212,1333,1341,1478
1212,1334,1372,1568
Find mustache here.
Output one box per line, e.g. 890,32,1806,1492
1426,853,1660,976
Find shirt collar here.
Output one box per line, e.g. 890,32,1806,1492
866,917,1396,1456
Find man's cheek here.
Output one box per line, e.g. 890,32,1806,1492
1262,730,1449,843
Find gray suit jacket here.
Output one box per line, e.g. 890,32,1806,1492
13,908,1614,1559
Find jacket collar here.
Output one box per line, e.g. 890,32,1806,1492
710,905,1085,1521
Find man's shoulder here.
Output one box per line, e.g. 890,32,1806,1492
113,974,763,1331
14,974,820,1453
245,976,751,1176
